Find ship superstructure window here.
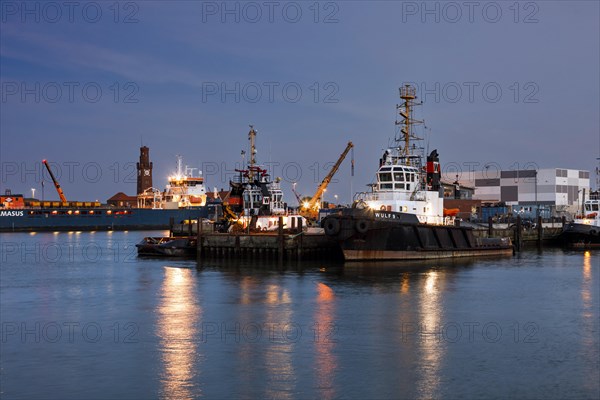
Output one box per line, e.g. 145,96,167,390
395,184,405,190
380,184,393,189
394,172,405,181
379,173,393,182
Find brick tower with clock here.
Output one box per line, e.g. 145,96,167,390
136,146,153,194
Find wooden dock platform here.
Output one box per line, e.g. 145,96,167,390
197,232,340,260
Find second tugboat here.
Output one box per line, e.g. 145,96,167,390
218,126,307,233
559,190,600,248
322,85,513,261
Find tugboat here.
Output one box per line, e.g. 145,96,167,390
559,190,600,248
322,85,513,261
218,126,307,233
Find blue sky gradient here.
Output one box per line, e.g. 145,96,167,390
1,1,599,202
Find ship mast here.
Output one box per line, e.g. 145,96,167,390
175,155,183,178
395,85,424,166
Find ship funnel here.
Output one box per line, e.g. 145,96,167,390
426,149,441,191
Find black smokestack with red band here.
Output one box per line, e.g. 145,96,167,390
426,150,440,191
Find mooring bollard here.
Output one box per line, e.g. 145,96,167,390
297,218,303,261
515,215,522,252
197,218,204,259
278,216,284,263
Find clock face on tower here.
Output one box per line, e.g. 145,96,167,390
144,169,150,176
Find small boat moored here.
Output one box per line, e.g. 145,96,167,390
559,190,600,249
136,236,197,257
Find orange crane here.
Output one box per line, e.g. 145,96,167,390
300,141,354,220
42,159,67,203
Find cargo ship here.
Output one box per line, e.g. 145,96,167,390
0,148,217,232
322,85,513,261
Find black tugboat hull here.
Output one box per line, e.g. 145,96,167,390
558,223,600,249
322,208,513,261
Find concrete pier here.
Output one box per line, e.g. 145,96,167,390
472,224,562,249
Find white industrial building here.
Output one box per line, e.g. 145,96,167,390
456,168,590,216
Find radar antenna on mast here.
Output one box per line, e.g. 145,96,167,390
395,84,424,166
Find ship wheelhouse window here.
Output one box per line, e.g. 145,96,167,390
379,173,392,182
380,184,393,190
394,173,405,182
585,204,591,211
593,204,599,211
395,183,405,190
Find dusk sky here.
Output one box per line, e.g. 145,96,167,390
1,1,599,203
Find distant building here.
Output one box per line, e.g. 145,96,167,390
137,146,153,195
441,179,474,200
461,168,590,216
107,192,137,208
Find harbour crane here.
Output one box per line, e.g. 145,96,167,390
300,141,354,220
42,159,67,203
291,184,303,205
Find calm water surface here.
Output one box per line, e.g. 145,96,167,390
1,231,598,399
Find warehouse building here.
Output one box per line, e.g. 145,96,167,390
460,168,590,217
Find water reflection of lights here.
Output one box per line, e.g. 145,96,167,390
417,271,444,399
264,282,296,399
582,252,592,305
314,282,337,400
581,251,596,392
266,284,291,304
157,267,201,399
400,272,410,294
239,276,256,305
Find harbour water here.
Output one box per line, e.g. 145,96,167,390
1,231,598,399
